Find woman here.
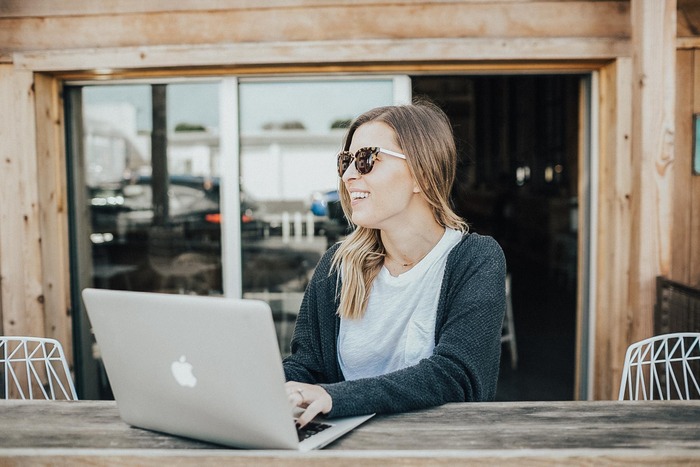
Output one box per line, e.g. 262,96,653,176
283,100,506,427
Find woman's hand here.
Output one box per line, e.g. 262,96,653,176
285,381,333,428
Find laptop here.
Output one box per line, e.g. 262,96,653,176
81,288,373,451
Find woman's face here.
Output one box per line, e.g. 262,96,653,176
341,121,420,231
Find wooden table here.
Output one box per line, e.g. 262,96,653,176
1,400,699,466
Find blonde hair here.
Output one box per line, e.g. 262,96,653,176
331,100,468,319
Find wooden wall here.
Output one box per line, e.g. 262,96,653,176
0,0,697,400
0,67,72,358
674,49,700,286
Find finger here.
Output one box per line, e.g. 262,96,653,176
286,385,309,408
296,400,324,428
287,391,299,406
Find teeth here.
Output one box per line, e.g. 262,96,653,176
351,192,369,200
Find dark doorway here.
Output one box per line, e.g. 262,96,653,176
412,75,581,400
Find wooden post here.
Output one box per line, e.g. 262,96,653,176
595,58,634,400
0,66,46,338
628,0,676,347
33,74,72,360
672,50,694,287
693,52,700,285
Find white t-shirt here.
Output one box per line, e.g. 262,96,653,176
338,228,463,381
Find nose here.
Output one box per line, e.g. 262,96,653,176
341,159,360,182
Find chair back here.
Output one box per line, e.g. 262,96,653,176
618,332,700,400
0,336,78,400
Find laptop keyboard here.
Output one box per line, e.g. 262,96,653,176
296,420,332,442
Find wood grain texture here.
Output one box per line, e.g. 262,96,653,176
0,0,627,18
672,50,694,286
0,2,630,55
594,58,634,400
0,400,698,466
692,50,700,287
0,66,46,338
628,0,677,350
13,38,630,73
33,74,72,358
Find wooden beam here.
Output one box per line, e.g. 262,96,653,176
33,74,73,360
627,0,676,346
0,2,630,53
692,50,700,286
672,50,693,286
45,61,608,82
677,37,700,49
13,37,631,73
0,65,46,338
1,0,608,18
594,58,633,400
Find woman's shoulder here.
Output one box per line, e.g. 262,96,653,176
448,232,506,270
453,231,503,254
310,242,342,279
320,241,342,264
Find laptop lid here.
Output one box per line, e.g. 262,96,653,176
81,288,372,450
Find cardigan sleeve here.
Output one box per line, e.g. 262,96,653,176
282,244,341,384
321,234,506,418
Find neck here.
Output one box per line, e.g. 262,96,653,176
381,222,445,269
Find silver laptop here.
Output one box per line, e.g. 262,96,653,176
81,288,373,451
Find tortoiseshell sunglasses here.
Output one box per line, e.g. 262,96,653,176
336,147,407,177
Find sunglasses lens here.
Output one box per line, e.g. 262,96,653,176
355,148,376,174
337,152,352,176
337,148,379,176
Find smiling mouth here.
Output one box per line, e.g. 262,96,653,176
350,192,369,200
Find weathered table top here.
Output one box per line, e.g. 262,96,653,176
1,399,699,466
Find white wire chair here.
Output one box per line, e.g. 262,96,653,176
0,336,78,400
618,332,700,400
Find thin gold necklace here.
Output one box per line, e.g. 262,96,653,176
386,251,428,268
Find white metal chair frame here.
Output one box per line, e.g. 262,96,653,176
0,336,78,400
501,274,518,369
618,332,700,400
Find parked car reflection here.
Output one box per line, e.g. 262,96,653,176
309,189,351,245
90,175,263,249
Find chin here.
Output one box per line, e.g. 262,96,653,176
350,215,372,229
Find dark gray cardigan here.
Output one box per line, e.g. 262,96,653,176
283,232,506,418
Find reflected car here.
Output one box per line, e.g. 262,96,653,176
308,189,350,243
309,189,339,217
309,189,347,223
90,175,263,248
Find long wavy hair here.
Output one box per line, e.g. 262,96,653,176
331,100,468,319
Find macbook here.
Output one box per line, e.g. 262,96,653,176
81,288,373,451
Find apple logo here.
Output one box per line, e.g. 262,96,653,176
171,355,197,388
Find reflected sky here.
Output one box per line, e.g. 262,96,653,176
82,80,394,134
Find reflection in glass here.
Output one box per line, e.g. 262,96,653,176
238,79,395,355
79,78,397,356
83,82,223,296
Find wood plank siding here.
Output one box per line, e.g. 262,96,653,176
0,0,698,400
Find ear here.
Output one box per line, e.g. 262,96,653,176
412,182,421,193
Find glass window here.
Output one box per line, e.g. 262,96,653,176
82,82,223,296
237,79,396,354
